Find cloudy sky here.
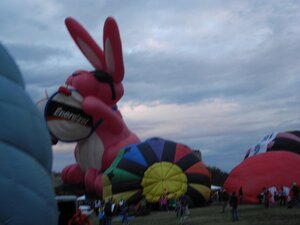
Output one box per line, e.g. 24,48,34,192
1,0,300,173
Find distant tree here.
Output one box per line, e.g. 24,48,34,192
207,166,229,186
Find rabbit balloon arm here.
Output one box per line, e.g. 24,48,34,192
76,97,140,172
82,95,124,134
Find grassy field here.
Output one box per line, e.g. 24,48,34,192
88,203,300,225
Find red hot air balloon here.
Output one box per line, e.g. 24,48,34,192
224,131,300,204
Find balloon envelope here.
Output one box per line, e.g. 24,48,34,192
225,130,300,204
0,43,58,225
102,137,211,206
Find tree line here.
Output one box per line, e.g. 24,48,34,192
207,166,229,186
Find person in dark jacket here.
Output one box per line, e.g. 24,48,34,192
262,187,271,208
104,200,113,225
290,182,300,208
221,188,229,213
229,192,239,222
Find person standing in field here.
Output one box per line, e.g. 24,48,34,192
175,197,182,217
94,200,101,216
159,194,168,212
120,201,130,225
221,188,229,213
290,182,300,208
262,187,271,208
98,207,105,225
229,192,239,222
279,186,287,206
104,200,113,225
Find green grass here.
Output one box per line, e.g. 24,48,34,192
89,204,300,225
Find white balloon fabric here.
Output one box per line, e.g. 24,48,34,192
244,132,278,159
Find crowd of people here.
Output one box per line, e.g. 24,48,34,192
217,187,240,222
68,196,151,225
215,182,300,222
257,182,300,208
68,182,300,224
68,198,130,225
158,193,191,225
95,198,134,225
69,194,192,225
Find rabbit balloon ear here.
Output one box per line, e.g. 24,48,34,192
65,17,106,71
103,17,124,83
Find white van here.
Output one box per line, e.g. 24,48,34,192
76,195,94,216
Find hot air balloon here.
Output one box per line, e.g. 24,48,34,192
37,16,140,196
0,43,58,224
224,131,300,204
102,137,211,206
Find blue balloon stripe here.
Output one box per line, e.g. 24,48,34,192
123,145,148,167
147,137,165,160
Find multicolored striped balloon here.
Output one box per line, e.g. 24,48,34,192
103,137,211,206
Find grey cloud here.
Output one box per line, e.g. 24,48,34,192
5,42,70,62
1,0,300,173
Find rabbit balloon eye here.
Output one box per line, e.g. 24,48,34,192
92,70,112,82
92,70,116,100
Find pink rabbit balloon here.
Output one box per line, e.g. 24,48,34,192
57,17,140,196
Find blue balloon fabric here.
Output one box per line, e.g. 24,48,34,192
0,43,58,225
